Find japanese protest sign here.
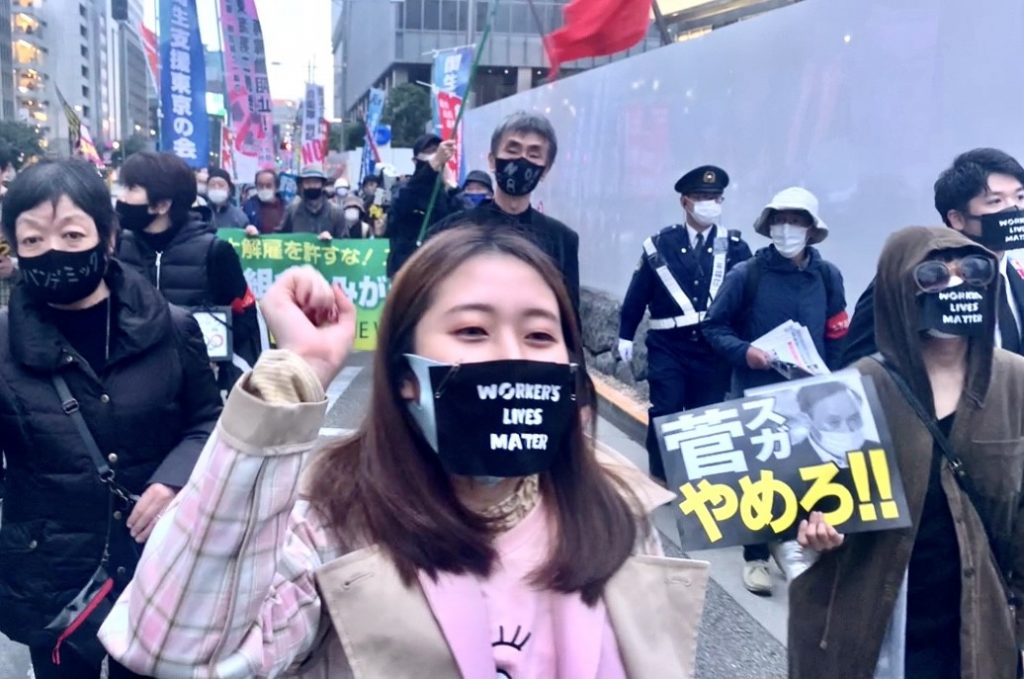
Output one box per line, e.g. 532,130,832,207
190,308,233,362
360,88,386,183
219,0,275,182
217,229,389,351
159,0,208,167
655,371,910,550
301,83,327,165
431,46,474,183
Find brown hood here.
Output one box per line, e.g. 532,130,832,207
873,226,998,412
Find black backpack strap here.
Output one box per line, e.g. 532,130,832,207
51,373,138,508
870,354,1018,608
741,256,762,312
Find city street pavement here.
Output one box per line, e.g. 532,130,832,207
0,351,788,678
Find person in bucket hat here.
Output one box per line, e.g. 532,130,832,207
279,164,348,241
703,186,849,597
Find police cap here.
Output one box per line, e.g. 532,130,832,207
675,165,729,195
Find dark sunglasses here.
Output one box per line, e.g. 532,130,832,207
913,254,995,293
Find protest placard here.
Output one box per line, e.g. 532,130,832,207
190,307,232,362
655,370,910,550
217,228,390,351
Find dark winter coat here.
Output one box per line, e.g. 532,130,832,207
0,261,221,642
790,227,1024,679
427,200,582,320
702,245,847,394
117,220,261,373
386,163,458,276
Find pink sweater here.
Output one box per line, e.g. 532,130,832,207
419,498,628,679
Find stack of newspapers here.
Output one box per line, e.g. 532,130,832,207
751,320,830,380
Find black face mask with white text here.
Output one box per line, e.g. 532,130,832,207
917,283,991,337
970,208,1024,251
405,356,578,479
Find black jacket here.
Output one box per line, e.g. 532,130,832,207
118,220,261,373
703,245,847,394
386,164,458,277
0,262,221,642
619,224,752,344
427,200,582,318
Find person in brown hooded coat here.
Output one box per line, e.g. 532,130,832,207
789,226,1024,679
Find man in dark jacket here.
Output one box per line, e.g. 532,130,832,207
426,112,581,316
115,151,261,392
844,147,1024,366
618,165,752,482
703,186,848,596
278,164,348,240
385,133,459,277
242,169,288,235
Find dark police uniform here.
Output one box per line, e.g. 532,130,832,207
619,166,752,480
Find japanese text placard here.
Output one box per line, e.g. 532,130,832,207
655,371,910,550
218,229,389,351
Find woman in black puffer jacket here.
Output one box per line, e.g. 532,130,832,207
0,159,222,679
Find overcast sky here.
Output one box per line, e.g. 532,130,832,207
144,0,335,117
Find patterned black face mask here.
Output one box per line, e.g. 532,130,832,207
19,243,107,305
494,157,545,197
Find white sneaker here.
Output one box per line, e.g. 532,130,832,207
742,559,773,596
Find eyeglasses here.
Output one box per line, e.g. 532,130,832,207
913,254,995,293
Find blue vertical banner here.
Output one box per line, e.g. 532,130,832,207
159,0,208,167
431,46,474,183
359,88,386,182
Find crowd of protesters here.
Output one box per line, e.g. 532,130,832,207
0,109,1022,679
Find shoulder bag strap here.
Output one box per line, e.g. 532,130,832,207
870,354,1018,606
51,373,138,507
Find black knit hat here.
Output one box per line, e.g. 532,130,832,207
208,167,235,192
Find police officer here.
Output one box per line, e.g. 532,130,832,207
618,165,752,481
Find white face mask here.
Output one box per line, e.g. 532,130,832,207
207,188,229,205
257,188,275,203
812,428,866,463
689,200,722,226
344,207,360,222
336,187,349,198
770,223,809,258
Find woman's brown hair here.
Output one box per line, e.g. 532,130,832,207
309,225,639,604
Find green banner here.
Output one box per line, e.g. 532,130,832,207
218,228,389,351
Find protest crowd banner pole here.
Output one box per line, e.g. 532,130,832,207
416,0,500,245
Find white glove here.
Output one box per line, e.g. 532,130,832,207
618,339,634,362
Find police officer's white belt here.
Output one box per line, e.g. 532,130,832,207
649,313,705,330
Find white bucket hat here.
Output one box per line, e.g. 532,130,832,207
753,186,829,245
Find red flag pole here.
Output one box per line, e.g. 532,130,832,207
525,0,556,79
415,1,500,244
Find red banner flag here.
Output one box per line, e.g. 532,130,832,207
546,0,653,76
436,91,464,179
140,22,159,87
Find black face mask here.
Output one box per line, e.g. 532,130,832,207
970,208,1024,251
19,243,108,305
494,157,545,197
405,356,578,479
917,283,991,337
115,201,157,233
303,187,324,201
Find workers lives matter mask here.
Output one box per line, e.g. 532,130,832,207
917,283,991,337
404,355,578,478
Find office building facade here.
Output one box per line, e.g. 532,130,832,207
332,0,661,119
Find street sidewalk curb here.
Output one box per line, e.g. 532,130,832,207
592,372,649,445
